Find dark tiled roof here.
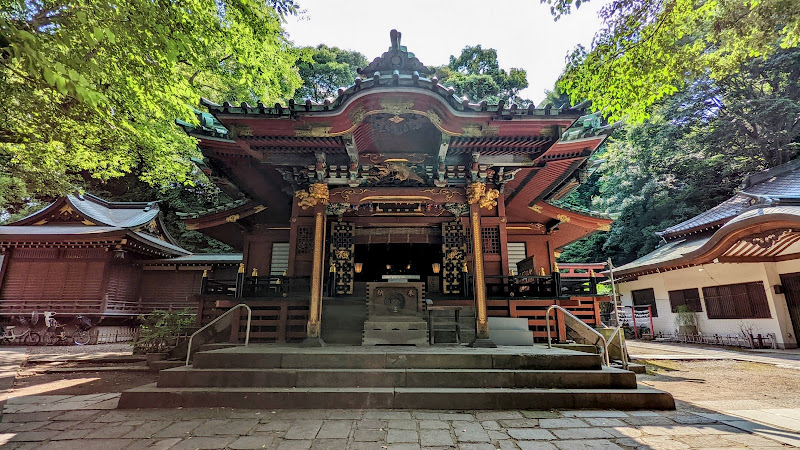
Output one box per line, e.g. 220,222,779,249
660,158,800,239
196,30,592,123
176,198,251,219
612,236,712,273
138,253,243,265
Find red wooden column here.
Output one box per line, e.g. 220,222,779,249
467,182,497,348
497,191,509,276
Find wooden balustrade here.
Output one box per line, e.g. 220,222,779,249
194,295,309,343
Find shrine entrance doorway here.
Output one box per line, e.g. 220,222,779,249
354,243,442,289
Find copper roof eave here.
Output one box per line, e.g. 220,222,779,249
611,211,800,279
182,200,265,230
200,82,587,122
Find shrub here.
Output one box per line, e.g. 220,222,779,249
133,309,195,354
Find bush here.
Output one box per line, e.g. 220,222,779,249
133,309,195,354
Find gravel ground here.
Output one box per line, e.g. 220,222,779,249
23,342,133,355
638,359,800,409
0,342,134,355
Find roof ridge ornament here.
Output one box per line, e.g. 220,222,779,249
358,29,434,77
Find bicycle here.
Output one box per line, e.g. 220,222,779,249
0,325,41,345
0,312,41,345
42,313,92,346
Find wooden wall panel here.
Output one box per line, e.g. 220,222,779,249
139,271,202,312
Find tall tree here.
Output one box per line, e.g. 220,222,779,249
293,45,367,103
0,0,302,215
543,0,800,122
434,45,530,105
558,47,800,264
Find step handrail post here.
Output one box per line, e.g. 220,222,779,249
186,303,252,366
606,325,628,369
545,304,609,366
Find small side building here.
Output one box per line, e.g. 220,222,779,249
612,160,800,348
0,194,240,324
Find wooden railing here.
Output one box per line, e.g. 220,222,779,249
201,276,311,299
194,295,309,343
479,296,605,342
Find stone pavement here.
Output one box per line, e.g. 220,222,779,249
0,394,799,449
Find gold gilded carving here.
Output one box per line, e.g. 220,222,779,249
425,109,443,128
185,223,199,231
380,98,415,115
466,182,500,210
421,188,456,201
295,183,330,210
388,115,404,123
597,223,611,231
530,204,543,213
294,123,333,137
253,205,267,213
334,249,351,260
556,214,572,223
349,107,367,126
229,124,253,137
33,219,48,225
337,188,374,202
462,123,500,137
225,214,240,223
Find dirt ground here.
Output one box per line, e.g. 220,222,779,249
638,359,800,409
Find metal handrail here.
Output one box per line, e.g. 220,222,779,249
185,303,252,366
545,304,610,366
606,326,628,369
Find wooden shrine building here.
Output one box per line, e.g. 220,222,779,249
183,30,613,346
0,194,240,322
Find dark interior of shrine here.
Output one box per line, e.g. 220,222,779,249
353,243,442,283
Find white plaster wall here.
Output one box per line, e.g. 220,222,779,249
617,262,798,348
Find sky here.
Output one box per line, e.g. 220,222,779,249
283,0,608,105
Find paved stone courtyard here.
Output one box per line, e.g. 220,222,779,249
0,393,798,449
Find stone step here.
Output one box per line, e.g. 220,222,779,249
192,348,602,370
490,329,535,346
118,384,675,410
157,367,637,389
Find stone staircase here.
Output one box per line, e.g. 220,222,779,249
119,345,675,410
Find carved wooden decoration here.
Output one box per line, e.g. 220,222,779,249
441,220,467,294
329,221,355,295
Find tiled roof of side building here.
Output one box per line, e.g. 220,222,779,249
611,235,712,274
659,158,800,239
67,194,161,228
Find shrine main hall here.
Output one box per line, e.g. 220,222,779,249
183,30,613,347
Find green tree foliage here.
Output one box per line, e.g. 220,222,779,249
542,0,800,122
434,45,530,105
559,47,800,264
294,45,367,103
0,0,301,214
89,176,234,253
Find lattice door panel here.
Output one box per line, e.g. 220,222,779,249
329,221,355,295
441,221,466,295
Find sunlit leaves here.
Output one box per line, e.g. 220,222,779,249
0,0,302,213
548,0,800,123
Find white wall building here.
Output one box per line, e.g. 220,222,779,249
611,160,800,348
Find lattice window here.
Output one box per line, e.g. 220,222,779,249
296,226,313,254
465,226,500,254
